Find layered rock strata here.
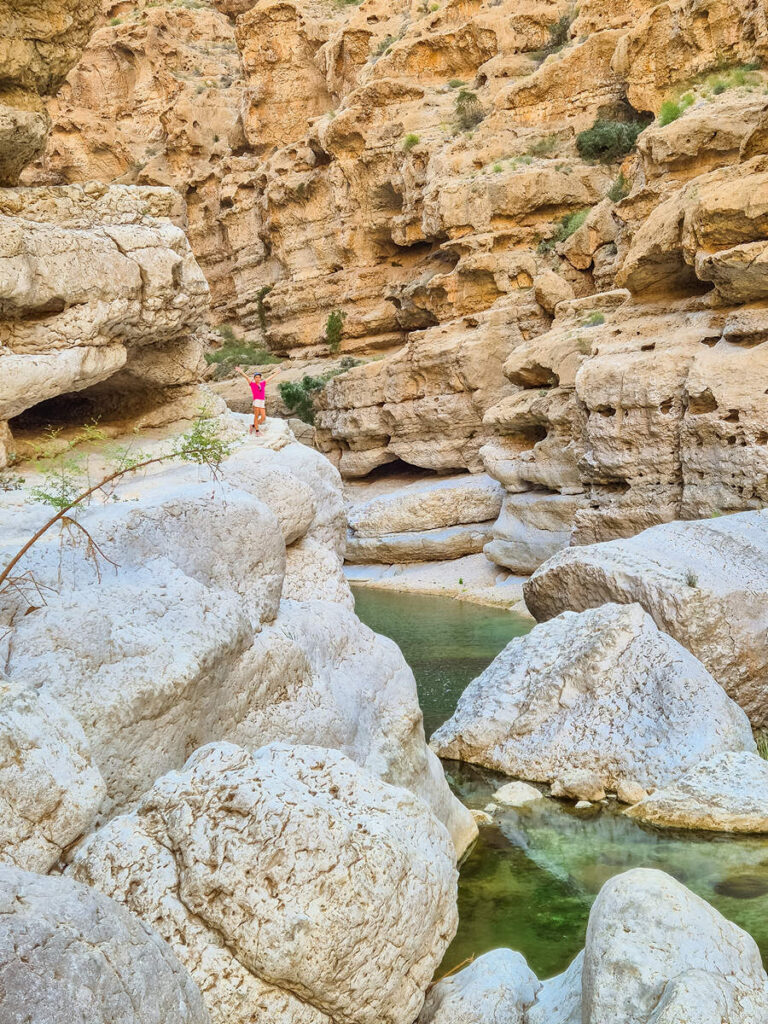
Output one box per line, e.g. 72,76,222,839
29,0,768,555
346,472,504,563
0,1,219,469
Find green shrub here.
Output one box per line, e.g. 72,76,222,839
527,134,558,157
455,88,484,130
492,162,502,172
324,309,347,353
448,79,466,88
684,568,699,588
547,10,574,50
255,285,272,335
659,99,682,126
374,34,395,56
402,133,420,151
576,118,647,162
279,360,360,424
279,376,326,424
556,208,589,241
582,311,605,327
109,16,122,24
712,80,726,94
205,336,279,379
608,171,630,202
757,731,768,760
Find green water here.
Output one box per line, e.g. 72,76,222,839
352,586,768,979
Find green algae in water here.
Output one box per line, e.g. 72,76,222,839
351,587,531,739
352,586,768,977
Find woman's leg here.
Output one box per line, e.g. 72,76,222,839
258,406,267,428
252,406,260,432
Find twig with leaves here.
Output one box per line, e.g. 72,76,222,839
0,414,233,598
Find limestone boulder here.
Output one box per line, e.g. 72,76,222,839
0,865,208,1024
430,603,755,791
418,949,540,1024
523,510,768,727
346,522,496,564
627,751,768,832
70,742,458,1024
582,868,768,1023
484,492,588,574
348,473,503,537
444,868,768,1023
0,677,105,873
0,440,474,855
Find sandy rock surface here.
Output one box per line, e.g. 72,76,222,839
70,741,458,1024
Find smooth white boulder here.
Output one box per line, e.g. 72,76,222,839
582,869,768,1023
524,511,768,727
430,604,754,793
493,781,543,807
424,868,768,1024
627,751,768,833
70,742,458,1024
0,865,208,1024
345,522,495,564
418,949,540,1024
0,677,105,872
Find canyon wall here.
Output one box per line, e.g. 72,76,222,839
31,0,768,566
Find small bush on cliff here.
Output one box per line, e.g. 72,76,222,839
206,331,279,379
659,93,694,126
607,171,630,202
373,35,396,56
455,89,484,130
324,310,347,353
280,360,362,424
403,133,420,151
757,732,768,760
576,119,646,163
537,208,589,253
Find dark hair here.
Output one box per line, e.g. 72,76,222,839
253,372,263,378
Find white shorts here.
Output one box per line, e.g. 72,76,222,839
253,399,266,409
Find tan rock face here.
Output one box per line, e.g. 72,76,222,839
0,183,215,467
23,0,768,568
0,0,101,183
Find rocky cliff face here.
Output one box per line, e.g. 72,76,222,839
30,0,768,566
0,0,221,469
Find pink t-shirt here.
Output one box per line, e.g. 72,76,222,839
249,380,266,400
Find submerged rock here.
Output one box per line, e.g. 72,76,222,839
627,751,768,833
70,742,458,1024
430,603,753,794
0,865,208,1024
493,781,543,807
524,511,768,727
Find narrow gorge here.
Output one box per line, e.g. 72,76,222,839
1,0,768,1022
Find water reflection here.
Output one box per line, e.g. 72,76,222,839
352,586,768,977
